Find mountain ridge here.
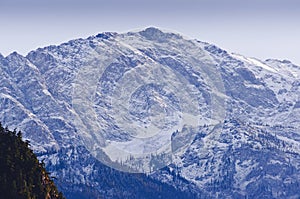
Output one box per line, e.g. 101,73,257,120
1,27,296,67
0,27,299,198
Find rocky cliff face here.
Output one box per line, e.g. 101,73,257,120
0,27,299,198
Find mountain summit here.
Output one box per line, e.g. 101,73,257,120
0,28,300,198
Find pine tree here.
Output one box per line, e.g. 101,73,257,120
0,122,65,199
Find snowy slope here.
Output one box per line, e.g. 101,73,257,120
0,27,299,198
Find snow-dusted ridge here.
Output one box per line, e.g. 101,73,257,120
231,53,278,73
0,27,300,198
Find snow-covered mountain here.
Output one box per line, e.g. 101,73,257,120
0,27,299,198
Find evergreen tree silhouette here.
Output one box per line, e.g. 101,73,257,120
0,123,65,199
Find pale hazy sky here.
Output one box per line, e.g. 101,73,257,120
0,0,299,65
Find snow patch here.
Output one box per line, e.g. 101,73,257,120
232,53,278,73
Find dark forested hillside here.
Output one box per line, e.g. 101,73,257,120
0,123,64,199
42,145,199,199
0,122,197,199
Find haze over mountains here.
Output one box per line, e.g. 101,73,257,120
0,27,299,198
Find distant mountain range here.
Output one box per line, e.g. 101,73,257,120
0,27,299,198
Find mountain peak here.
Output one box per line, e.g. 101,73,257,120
1,28,300,198
95,32,117,39
139,27,181,42
143,26,163,33
6,51,27,63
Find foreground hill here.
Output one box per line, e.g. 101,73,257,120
0,123,64,199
